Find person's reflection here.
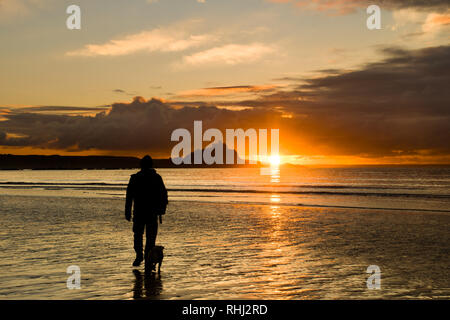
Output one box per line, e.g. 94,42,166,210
132,269,163,299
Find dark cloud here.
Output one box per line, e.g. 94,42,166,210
175,85,278,99
297,45,450,117
235,45,450,157
11,106,109,114
205,85,265,90
113,89,138,96
0,96,283,155
0,46,449,160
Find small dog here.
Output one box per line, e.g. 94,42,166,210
145,245,164,274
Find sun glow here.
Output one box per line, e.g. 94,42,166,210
269,155,281,166
258,154,282,166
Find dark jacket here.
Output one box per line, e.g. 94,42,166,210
125,168,168,221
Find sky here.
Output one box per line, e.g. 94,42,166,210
0,0,449,164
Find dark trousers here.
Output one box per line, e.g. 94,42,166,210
133,216,158,258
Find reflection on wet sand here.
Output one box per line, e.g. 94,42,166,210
132,269,163,299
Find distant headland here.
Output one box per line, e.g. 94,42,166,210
0,154,268,170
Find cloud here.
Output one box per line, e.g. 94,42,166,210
391,7,450,36
7,106,109,115
268,0,450,14
174,45,450,159
382,0,450,11
182,43,275,66
1,45,449,162
268,0,449,41
422,12,450,32
113,89,139,96
66,23,215,57
0,97,284,154
239,45,450,157
177,85,278,98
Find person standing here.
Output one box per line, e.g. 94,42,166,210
125,155,168,266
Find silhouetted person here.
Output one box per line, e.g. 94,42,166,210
125,155,168,267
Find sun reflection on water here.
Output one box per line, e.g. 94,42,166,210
269,164,281,205
270,166,280,183
270,194,281,204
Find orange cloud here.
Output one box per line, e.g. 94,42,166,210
182,43,275,66
267,0,365,15
267,0,450,15
423,13,450,32
66,23,215,57
177,85,278,98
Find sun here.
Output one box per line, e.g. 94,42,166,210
269,155,281,166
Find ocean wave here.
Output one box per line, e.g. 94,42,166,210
0,181,438,190
0,182,448,199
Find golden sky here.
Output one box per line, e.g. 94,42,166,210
0,0,449,164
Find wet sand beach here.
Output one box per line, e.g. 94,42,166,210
0,195,448,299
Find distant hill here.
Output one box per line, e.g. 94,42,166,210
0,153,264,170
172,142,245,165
0,154,141,170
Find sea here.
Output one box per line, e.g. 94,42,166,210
0,166,449,299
